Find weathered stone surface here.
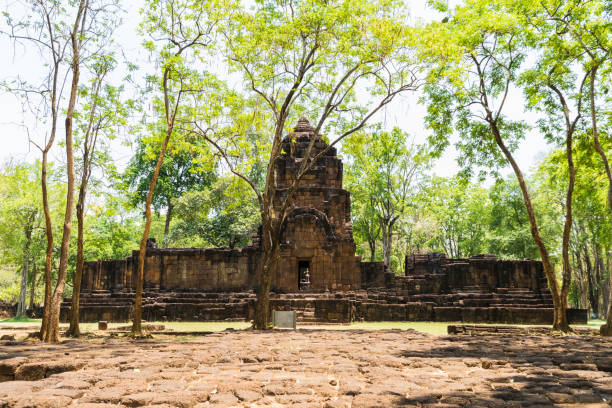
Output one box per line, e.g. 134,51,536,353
0,330,610,407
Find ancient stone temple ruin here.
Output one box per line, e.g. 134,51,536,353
62,118,587,324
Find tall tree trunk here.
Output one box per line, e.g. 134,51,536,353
17,240,30,317
584,247,599,317
381,218,396,271
558,118,576,331
253,217,279,329
39,149,55,339
594,243,605,318
368,240,376,262
29,262,37,310
44,1,86,342
17,262,28,318
588,67,612,335
68,183,87,337
67,63,104,338
573,248,588,309
163,199,173,248
132,129,173,337
380,217,395,270
488,121,567,331
17,214,35,318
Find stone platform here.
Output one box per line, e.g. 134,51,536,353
61,286,587,325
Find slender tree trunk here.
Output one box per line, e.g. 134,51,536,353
67,63,104,338
380,217,395,270
488,121,567,331
574,247,588,309
44,2,86,342
39,150,55,339
163,199,173,248
588,67,612,335
572,249,585,309
381,219,395,271
29,262,37,310
68,183,87,337
132,129,174,337
368,240,376,262
17,241,30,318
584,247,599,317
17,263,28,318
594,244,605,318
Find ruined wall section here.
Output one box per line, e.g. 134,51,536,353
81,247,259,293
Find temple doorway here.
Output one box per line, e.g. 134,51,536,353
298,260,311,290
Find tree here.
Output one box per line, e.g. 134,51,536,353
552,0,612,336
3,0,120,341
68,55,125,337
424,176,489,258
131,0,225,337
521,33,590,332
422,0,591,331
344,127,429,270
45,0,123,343
123,139,216,248
2,0,69,338
188,0,424,329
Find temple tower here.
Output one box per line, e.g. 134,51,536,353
271,118,361,291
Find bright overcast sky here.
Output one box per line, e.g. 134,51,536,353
0,0,551,179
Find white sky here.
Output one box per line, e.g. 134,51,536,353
0,0,552,179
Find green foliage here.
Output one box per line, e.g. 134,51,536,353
0,269,20,303
344,126,431,271
172,177,260,248
0,161,65,304
123,138,217,214
83,194,142,260
488,178,542,259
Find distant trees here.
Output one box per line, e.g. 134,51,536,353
172,178,260,249
123,139,216,248
0,163,43,317
344,128,430,269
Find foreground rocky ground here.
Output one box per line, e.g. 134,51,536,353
0,329,611,407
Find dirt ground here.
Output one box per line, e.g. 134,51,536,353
0,329,611,407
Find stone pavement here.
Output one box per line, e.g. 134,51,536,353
0,329,611,407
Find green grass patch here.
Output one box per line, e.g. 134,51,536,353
0,318,604,337
297,321,453,336
581,319,606,328
0,317,40,323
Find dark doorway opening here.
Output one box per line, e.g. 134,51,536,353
298,260,311,290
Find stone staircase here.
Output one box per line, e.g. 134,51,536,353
61,284,582,325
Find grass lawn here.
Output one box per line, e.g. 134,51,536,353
0,318,605,337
